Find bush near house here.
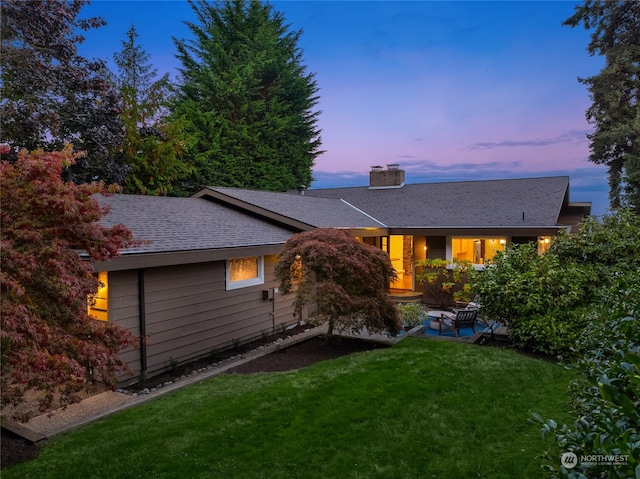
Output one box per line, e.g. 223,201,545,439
533,270,640,478
397,302,427,329
471,210,640,358
415,258,474,309
470,242,592,357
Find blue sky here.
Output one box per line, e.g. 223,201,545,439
78,0,609,215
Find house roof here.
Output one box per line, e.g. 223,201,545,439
90,176,590,271
195,187,387,230
302,176,572,229
97,194,296,255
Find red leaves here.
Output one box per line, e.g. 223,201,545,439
1,146,137,419
275,228,402,337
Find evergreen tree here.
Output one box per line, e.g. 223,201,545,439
564,1,640,212
113,25,192,195
173,0,322,192
0,0,127,185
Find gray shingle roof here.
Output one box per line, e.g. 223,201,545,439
303,176,570,228
98,176,572,257
205,187,386,228
97,194,295,254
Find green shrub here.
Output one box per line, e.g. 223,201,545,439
471,210,640,358
416,258,474,308
471,243,591,357
533,316,640,478
397,303,427,328
533,268,640,477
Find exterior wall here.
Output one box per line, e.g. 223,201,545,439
512,236,537,245
109,254,298,385
558,199,591,232
109,270,142,376
425,236,446,259
558,210,589,232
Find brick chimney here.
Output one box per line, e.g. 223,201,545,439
369,164,405,189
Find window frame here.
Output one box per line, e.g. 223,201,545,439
448,236,507,268
226,256,264,290
88,271,109,321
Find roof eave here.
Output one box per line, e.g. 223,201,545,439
88,243,286,272
388,225,569,236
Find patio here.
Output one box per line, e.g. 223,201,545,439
421,309,501,339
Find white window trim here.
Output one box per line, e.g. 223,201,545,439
226,256,264,290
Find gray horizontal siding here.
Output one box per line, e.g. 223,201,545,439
108,270,141,378
108,254,304,384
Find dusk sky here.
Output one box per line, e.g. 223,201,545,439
78,0,609,215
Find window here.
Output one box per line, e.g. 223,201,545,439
88,271,108,321
226,256,264,290
451,237,506,265
538,236,552,254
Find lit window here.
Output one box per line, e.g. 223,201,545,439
226,256,264,290
538,236,552,254
451,238,506,265
88,271,108,321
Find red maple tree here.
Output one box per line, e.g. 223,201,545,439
275,228,401,340
1,145,137,420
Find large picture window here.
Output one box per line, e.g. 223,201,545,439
88,271,108,321
226,256,264,290
451,237,506,265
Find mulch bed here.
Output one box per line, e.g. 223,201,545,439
226,335,388,374
1,429,43,469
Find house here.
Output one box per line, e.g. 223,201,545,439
91,194,298,384
92,193,383,384
198,166,591,291
93,167,590,383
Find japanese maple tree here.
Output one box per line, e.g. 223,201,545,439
275,228,401,340
1,145,137,420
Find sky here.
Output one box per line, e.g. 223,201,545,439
78,0,609,215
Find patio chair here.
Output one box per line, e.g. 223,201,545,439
438,308,478,337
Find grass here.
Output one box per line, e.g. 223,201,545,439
5,338,575,479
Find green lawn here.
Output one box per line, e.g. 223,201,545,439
5,338,575,479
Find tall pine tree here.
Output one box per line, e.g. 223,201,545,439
173,0,322,192
113,25,192,196
564,1,640,212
